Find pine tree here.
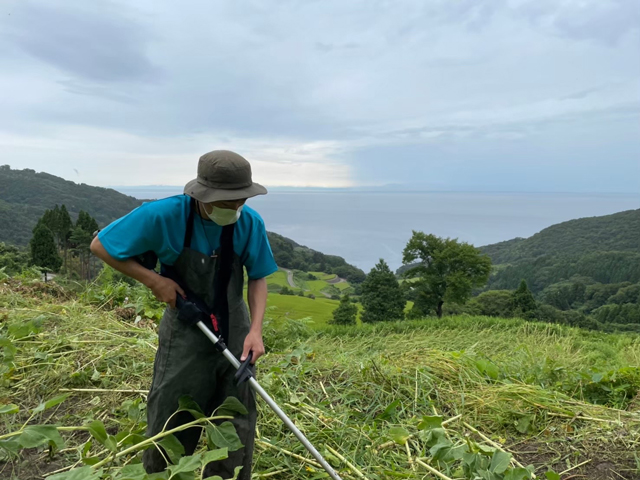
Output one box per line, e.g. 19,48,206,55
30,224,62,281
71,211,99,280
70,226,93,280
58,205,72,270
330,294,358,325
513,279,537,318
76,210,99,235
360,259,406,323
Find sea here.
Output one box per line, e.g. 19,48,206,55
113,187,639,272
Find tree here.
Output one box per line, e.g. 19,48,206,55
402,232,492,318
512,279,537,317
70,210,99,280
468,290,515,317
279,286,294,295
57,205,73,269
29,224,62,281
76,210,99,235
69,229,93,281
360,259,406,323
0,242,29,275
330,294,358,325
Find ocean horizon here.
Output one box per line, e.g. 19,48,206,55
113,186,639,272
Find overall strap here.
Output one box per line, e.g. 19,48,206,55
184,197,197,249
214,223,235,343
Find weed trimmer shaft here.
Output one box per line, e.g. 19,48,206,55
180,303,343,480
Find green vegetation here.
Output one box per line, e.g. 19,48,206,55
329,294,357,325
471,209,640,332
512,280,537,318
481,209,640,265
0,166,142,246
267,232,365,283
1,276,638,479
361,259,406,323
0,243,29,276
402,232,492,318
265,293,339,326
393,210,640,332
29,223,62,280
479,209,640,294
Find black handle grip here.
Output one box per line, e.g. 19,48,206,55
175,294,186,310
235,351,254,385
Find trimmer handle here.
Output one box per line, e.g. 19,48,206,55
175,294,186,310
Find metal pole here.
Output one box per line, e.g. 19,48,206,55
196,321,343,480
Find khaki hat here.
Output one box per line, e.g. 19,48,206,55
184,150,267,203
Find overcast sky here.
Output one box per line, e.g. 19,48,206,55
1,0,638,192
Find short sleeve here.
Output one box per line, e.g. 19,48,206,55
98,202,174,263
243,219,278,280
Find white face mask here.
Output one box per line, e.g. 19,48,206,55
206,205,243,226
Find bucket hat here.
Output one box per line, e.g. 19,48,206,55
184,150,267,203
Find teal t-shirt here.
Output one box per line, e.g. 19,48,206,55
98,195,278,280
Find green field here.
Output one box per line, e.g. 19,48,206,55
1,276,639,480
266,269,354,299
266,294,339,326
264,270,290,292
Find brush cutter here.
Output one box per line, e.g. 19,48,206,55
174,295,343,480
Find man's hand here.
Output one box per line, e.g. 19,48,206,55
90,237,185,308
241,329,265,364
148,275,185,308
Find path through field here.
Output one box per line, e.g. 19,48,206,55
281,268,296,288
280,268,333,298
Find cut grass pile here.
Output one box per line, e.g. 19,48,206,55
1,277,639,480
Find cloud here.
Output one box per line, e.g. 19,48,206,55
0,126,352,188
4,0,160,83
0,0,637,192
514,0,640,46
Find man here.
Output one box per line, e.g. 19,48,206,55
90,150,277,478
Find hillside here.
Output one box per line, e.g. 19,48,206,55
0,276,638,479
480,209,640,293
481,208,640,265
0,166,143,246
267,233,365,283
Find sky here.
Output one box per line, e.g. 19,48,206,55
0,0,638,192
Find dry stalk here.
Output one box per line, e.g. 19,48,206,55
59,388,149,394
462,421,535,478
325,445,370,480
415,458,454,480
256,439,322,469
559,459,592,475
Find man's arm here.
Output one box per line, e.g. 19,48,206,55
241,277,268,364
90,237,185,307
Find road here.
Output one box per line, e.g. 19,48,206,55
281,268,297,288
280,268,333,298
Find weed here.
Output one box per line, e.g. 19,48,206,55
0,279,639,479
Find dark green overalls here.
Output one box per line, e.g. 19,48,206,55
142,200,256,479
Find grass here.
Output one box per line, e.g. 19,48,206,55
265,295,339,326
308,272,336,281
1,277,639,480
265,270,290,292
267,269,352,299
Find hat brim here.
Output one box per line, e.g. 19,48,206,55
184,178,268,203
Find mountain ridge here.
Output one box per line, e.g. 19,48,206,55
480,209,640,265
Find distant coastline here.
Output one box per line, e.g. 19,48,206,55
111,185,639,200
